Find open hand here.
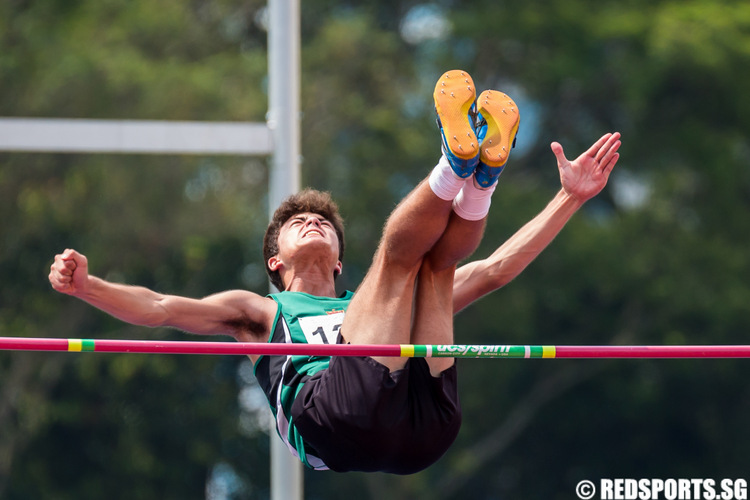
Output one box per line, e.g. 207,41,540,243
551,132,621,203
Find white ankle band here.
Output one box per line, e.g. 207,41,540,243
452,178,497,221
428,155,466,201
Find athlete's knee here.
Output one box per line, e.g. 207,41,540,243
422,250,461,274
371,243,424,277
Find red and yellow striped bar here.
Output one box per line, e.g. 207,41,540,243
2,337,750,358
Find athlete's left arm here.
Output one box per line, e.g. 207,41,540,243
452,132,621,313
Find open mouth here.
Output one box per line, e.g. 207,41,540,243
302,229,324,238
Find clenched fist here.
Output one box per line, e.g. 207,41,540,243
49,249,89,296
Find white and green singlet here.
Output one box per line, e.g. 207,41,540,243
253,290,354,470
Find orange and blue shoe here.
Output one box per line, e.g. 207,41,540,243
474,90,520,188
433,70,480,178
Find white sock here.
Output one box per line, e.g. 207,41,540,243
452,178,497,221
428,154,466,201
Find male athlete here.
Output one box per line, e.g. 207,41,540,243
49,70,621,474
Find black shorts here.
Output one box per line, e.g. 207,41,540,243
291,354,462,474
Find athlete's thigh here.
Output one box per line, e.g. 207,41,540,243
341,251,418,371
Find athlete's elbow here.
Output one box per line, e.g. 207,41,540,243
138,311,168,328
485,265,516,291
140,300,173,328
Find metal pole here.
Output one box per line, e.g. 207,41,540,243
268,0,301,202
0,118,272,155
268,0,303,498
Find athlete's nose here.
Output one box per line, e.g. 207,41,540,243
304,216,322,228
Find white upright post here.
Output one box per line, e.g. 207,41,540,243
267,0,303,499
268,0,301,202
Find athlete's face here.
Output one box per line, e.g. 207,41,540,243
272,212,341,273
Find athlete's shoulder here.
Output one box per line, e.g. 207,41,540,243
202,289,277,341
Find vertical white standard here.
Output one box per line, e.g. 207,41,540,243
268,0,303,499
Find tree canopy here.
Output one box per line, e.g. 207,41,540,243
2,0,750,498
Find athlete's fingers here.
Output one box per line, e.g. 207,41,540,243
594,132,621,163
597,138,621,172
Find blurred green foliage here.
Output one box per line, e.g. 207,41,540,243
2,0,750,498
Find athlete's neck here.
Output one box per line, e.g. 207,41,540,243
282,272,337,298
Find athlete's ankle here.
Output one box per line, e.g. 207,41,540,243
452,177,497,221
428,154,467,201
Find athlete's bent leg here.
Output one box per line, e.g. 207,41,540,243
411,212,486,375
341,180,455,371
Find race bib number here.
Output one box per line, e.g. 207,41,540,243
296,312,345,345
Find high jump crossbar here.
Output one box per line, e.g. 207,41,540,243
1,337,750,358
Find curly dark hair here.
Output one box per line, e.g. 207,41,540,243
263,189,345,291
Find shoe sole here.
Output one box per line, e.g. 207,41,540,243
434,70,478,161
477,90,520,167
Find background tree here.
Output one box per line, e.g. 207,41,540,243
2,0,750,498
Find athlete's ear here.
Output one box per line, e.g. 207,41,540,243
268,255,283,272
334,261,343,277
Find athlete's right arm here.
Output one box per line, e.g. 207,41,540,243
48,249,275,339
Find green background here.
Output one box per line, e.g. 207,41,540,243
2,0,750,498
